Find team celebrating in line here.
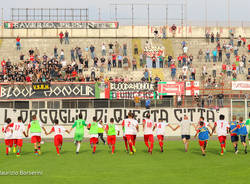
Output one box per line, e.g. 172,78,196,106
2,112,249,156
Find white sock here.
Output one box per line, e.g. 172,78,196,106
76,143,81,152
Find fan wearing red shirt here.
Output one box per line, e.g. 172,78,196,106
16,36,21,50
248,44,250,52
46,119,70,156
232,63,236,71
59,32,64,44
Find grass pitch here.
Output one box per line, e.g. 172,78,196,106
0,139,249,184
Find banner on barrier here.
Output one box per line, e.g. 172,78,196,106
0,108,229,124
158,82,185,96
109,82,157,99
0,82,96,100
232,81,250,91
4,21,119,29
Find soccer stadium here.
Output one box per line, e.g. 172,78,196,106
0,0,250,183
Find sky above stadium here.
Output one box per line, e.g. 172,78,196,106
1,0,249,25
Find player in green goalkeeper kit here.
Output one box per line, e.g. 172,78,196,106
69,114,87,154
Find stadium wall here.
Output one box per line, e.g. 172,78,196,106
0,107,230,138
0,26,250,38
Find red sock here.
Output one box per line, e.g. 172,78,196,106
6,147,8,155
112,145,115,154
93,145,96,153
145,141,149,148
129,142,133,152
56,146,60,154
159,141,163,148
124,140,128,151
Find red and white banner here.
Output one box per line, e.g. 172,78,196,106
158,82,185,96
232,81,250,91
185,81,200,96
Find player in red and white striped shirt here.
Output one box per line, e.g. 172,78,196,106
46,119,70,156
154,118,175,152
122,112,139,155
211,114,229,155
2,118,13,155
143,114,155,154
6,117,28,157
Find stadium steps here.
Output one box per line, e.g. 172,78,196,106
151,68,165,81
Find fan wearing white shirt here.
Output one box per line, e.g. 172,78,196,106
173,115,193,152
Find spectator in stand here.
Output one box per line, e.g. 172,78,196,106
132,57,137,71
226,64,232,77
205,31,210,43
112,53,117,68
207,94,213,106
183,45,188,54
216,32,220,42
139,53,143,68
218,48,222,62
158,55,164,68
16,36,21,50
177,95,182,107
212,49,217,62
190,65,196,80
212,64,216,78
152,55,157,68
217,94,224,108
60,49,65,62
162,26,167,39
108,43,113,54
134,44,138,55
90,45,95,59
70,48,75,61
178,55,182,68
59,31,64,44
205,49,210,62
171,62,176,80
182,64,188,80
237,35,242,47
171,24,177,37
54,46,58,59
211,32,215,43
123,43,127,56
93,56,98,68
198,49,203,62
108,58,112,71
134,96,140,108
117,54,122,68
65,30,69,44
101,43,106,56
123,56,129,70
145,98,151,109
143,69,149,81
248,44,250,53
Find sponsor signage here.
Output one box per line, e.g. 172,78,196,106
4,21,119,29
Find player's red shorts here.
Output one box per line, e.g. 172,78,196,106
218,136,226,143
157,135,164,141
54,135,63,146
90,137,98,144
126,135,134,142
133,135,136,140
31,136,41,143
144,134,154,143
199,140,207,146
5,139,13,147
123,136,127,141
107,135,116,145
13,139,23,147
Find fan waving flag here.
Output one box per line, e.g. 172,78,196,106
185,81,200,96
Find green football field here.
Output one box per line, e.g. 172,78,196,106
0,139,249,184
